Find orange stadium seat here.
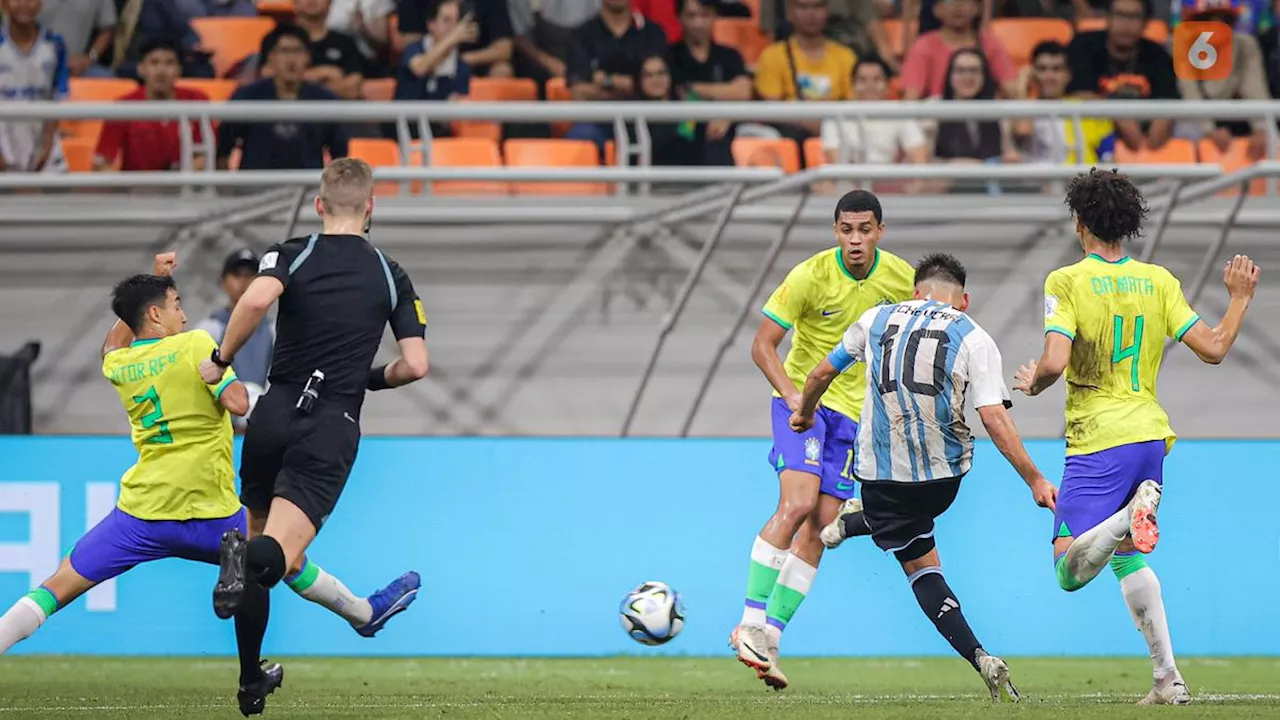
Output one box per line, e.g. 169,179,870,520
544,77,575,137
348,137,421,195
361,78,396,101
880,18,915,58
453,77,539,143
65,78,137,144
731,137,801,173
1198,138,1266,196
174,78,238,101
802,137,825,168
990,18,1074,68
191,17,277,78
503,139,606,195
428,137,507,195
1113,137,1196,164
712,19,772,66
69,77,137,101
1076,17,1168,43
256,0,296,19
61,136,96,172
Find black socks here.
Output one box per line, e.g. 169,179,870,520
910,569,982,670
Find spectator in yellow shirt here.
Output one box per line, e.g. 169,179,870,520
754,0,856,147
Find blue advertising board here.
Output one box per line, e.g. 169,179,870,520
0,437,1276,656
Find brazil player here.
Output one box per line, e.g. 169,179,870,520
793,253,1055,702
1013,169,1261,705
732,190,914,689
0,256,419,705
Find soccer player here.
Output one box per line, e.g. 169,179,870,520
731,190,914,690
794,253,1057,702
1013,168,1261,705
0,256,420,697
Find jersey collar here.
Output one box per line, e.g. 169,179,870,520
1087,252,1131,265
130,338,162,347
835,247,879,281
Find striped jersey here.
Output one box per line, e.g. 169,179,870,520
828,299,1011,483
0,25,68,169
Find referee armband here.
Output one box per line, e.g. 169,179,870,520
828,344,856,373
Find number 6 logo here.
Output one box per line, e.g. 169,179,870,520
1174,21,1234,81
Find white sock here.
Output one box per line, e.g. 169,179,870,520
0,598,47,654
741,536,788,627
286,560,373,626
764,554,818,648
1063,505,1131,586
1120,567,1178,680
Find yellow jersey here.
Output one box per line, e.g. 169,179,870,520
1043,253,1200,456
762,248,915,419
754,39,856,101
101,330,241,521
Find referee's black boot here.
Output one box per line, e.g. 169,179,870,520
214,529,248,619
238,660,284,716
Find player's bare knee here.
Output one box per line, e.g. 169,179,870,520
897,543,940,576
773,497,818,532
40,559,96,606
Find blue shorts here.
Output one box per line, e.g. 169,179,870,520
68,507,248,583
1052,440,1165,543
768,397,859,500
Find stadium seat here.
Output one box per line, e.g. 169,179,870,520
1113,137,1196,164
427,137,507,195
256,0,296,19
712,19,772,67
990,18,1073,68
1075,17,1168,43
361,78,395,101
174,78,238,102
69,77,137,101
61,136,96,172
453,77,539,143
731,137,801,173
191,17,277,78
802,137,825,168
348,137,421,195
1198,138,1266,196
544,78,575,137
880,18,912,58
502,139,606,195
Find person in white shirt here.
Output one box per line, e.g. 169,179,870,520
819,55,927,192
0,0,69,174
326,0,396,64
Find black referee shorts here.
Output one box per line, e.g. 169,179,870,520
239,387,361,532
861,478,963,564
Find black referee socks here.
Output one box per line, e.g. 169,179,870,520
909,568,983,670
246,536,287,589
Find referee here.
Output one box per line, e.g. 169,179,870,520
200,158,428,715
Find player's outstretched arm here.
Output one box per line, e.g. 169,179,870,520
1179,255,1261,365
977,404,1057,511
217,276,283,366
1013,333,1071,397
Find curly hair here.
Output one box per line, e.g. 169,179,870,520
1064,168,1149,245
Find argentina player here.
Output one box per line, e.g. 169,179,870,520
792,253,1057,702
0,0,68,173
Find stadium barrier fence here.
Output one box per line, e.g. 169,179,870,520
0,436,1275,657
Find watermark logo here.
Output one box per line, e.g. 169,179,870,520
1174,21,1234,81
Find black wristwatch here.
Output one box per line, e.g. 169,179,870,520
211,348,233,368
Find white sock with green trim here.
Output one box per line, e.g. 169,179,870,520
1119,564,1178,680
0,587,57,654
285,558,372,626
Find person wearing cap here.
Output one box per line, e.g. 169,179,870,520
1178,0,1271,159
195,249,275,429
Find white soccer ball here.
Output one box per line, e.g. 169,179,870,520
619,581,685,646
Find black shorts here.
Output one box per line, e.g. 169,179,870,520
239,387,361,532
861,478,962,563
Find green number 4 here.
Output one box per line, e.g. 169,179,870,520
132,385,173,445
1112,314,1145,392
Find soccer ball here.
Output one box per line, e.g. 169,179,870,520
619,581,685,646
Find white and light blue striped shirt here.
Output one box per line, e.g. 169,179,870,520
828,299,1010,483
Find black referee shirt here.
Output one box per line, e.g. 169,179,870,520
256,233,426,403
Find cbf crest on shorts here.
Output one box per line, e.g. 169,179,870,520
804,437,822,466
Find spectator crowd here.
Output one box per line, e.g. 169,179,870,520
1,0,1278,192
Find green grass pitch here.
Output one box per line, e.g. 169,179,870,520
0,657,1277,718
